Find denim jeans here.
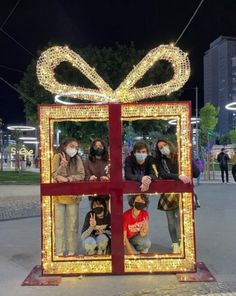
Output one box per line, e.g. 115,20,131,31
129,234,151,253
83,234,109,255
55,202,79,255
166,208,180,244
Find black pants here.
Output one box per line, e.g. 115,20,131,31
232,165,236,182
220,166,229,183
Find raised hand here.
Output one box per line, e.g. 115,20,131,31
59,152,68,168
89,213,96,227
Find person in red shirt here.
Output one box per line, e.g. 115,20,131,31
123,194,151,255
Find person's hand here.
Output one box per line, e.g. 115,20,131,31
100,176,109,181
55,175,68,183
59,152,68,168
179,175,192,184
89,213,96,227
89,175,98,181
140,183,149,192
141,176,152,186
140,218,148,236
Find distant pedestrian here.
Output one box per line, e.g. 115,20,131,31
26,156,31,168
217,148,230,183
194,158,204,186
231,149,236,182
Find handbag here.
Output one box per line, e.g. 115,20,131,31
157,193,180,211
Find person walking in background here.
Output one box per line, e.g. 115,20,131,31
231,148,236,182
194,158,204,186
217,148,230,183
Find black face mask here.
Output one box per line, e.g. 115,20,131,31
94,148,104,156
93,207,104,215
134,202,146,211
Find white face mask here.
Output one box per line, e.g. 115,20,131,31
65,147,77,158
135,152,148,162
160,146,170,156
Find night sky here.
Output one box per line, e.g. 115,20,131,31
1,0,236,125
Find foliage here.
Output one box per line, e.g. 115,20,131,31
0,171,39,185
218,133,231,145
199,103,219,146
229,129,236,144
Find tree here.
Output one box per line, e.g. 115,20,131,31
199,103,219,180
229,129,236,144
218,133,231,145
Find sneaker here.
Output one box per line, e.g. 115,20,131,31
172,243,180,253
67,252,76,256
196,200,201,208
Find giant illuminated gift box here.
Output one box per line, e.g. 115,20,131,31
37,44,196,275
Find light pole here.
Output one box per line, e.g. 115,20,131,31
182,87,200,158
56,129,61,147
0,118,3,171
195,86,199,159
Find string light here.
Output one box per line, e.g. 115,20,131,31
37,44,190,104
40,103,195,274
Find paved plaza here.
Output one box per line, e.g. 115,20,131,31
0,183,236,295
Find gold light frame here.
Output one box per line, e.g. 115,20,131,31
39,102,195,275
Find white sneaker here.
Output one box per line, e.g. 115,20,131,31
67,252,76,256
172,243,180,253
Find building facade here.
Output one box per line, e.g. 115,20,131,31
204,36,236,134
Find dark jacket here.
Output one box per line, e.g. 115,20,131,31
81,211,111,241
217,152,230,168
124,154,158,182
156,155,200,180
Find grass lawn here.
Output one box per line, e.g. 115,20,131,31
0,171,40,185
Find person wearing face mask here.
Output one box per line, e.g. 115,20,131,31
85,138,111,210
85,138,110,181
81,196,111,255
155,139,199,253
123,194,151,255
124,141,158,192
52,137,85,256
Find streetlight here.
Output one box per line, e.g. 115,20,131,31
168,117,200,125
7,125,36,131
56,129,61,147
225,102,236,129
182,87,199,159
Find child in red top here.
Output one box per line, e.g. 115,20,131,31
123,194,151,255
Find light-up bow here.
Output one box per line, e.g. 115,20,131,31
37,44,190,103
